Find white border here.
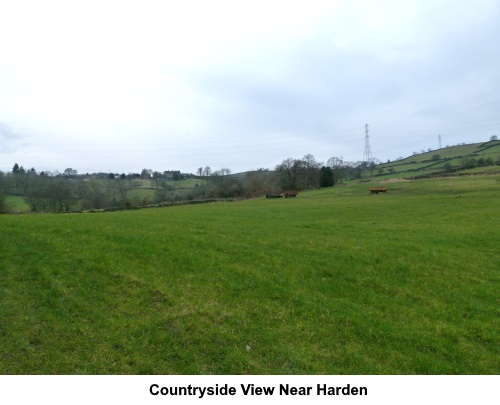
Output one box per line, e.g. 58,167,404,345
1,375,498,405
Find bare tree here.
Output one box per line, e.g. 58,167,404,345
46,177,75,212
141,168,152,179
219,168,231,182
24,172,50,212
242,169,275,196
302,154,321,189
63,168,78,178
116,178,131,207
84,181,108,209
327,156,346,183
275,158,297,191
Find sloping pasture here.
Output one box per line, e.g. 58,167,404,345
0,176,498,374
376,140,500,178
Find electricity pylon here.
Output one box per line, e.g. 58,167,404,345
363,123,372,162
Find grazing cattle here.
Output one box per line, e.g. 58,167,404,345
266,194,283,199
283,191,298,198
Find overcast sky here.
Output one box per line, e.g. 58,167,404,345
1,0,499,174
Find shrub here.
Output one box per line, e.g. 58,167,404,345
443,162,452,172
0,193,9,214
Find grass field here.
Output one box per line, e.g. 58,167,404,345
375,140,500,179
0,176,498,374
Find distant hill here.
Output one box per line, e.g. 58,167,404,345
230,140,500,181
374,139,500,179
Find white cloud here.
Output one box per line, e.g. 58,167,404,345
0,0,498,173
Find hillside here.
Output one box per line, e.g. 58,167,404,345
373,140,500,180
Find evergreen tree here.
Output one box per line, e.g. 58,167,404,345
319,166,334,187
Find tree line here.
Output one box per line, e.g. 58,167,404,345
0,155,367,213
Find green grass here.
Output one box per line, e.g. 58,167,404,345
0,176,498,374
375,140,500,178
172,178,206,189
4,195,30,213
127,187,155,203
